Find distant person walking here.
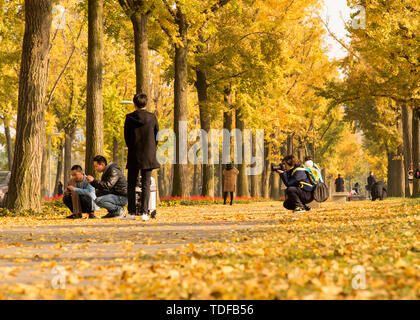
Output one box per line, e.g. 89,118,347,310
335,174,344,192
57,181,64,196
367,172,376,199
222,163,239,205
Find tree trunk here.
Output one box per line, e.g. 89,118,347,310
217,151,223,197
158,164,165,197
286,133,294,155
171,10,188,197
85,0,104,177
53,146,63,195
402,105,412,197
4,119,13,170
270,171,280,200
6,0,52,211
195,69,214,198
250,131,258,197
112,136,119,164
63,127,75,188
131,11,150,96
279,145,286,197
192,164,200,196
261,141,270,198
412,109,420,197
387,150,404,197
40,148,48,199
235,108,249,197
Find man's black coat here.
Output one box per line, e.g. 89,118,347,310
335,177,344,192
91,162,128,196
367,175,377,189
124,109,160,170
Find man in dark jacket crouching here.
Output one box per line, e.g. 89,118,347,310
276,155,314,213
86,155,128,218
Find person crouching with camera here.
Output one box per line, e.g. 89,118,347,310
274,155,314,213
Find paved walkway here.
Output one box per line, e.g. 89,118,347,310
0,202,282,288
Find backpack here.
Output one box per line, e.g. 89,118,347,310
313,182,329,202
293,166,323,185
293,166,329,202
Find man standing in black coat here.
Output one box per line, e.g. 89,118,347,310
367,172,377,199
122,93,160,221
335,174,344,192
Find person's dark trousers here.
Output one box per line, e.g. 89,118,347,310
223,191,234,205
128,168,153,214
63,194,93,214
283,187,313,210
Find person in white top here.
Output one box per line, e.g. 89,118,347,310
304,156,321,171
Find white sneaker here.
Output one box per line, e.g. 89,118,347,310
120,213,136,220
141,213,150,221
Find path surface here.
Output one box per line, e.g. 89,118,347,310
0,202,281,289
0,200,418,299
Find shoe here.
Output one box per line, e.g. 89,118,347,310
66,214,81,219
102,211,121,219
303,205,311,211
293,206,306,213
150,210,157,219
88,213,96,219
141,213,150,221
120,213,136,220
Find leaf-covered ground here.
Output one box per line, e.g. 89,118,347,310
0,199,418,299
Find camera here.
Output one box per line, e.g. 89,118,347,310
271,163,286,171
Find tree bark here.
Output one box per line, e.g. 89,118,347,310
402,105,412,197
85,0,104,177
113,136,119,164
286,133,294,155
3,119,13,170
40,148,48,199
261,141,270,198
6,0,52,211
171,10,189,197
195,69,214,198
412,109,420,197
387,149,404,197
63,126,75,188
158,164,165,197
131,11,150,96
53,146,63,195
270,171,280,200
217,150,223,197
250,131,258,197
235,108,249,197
